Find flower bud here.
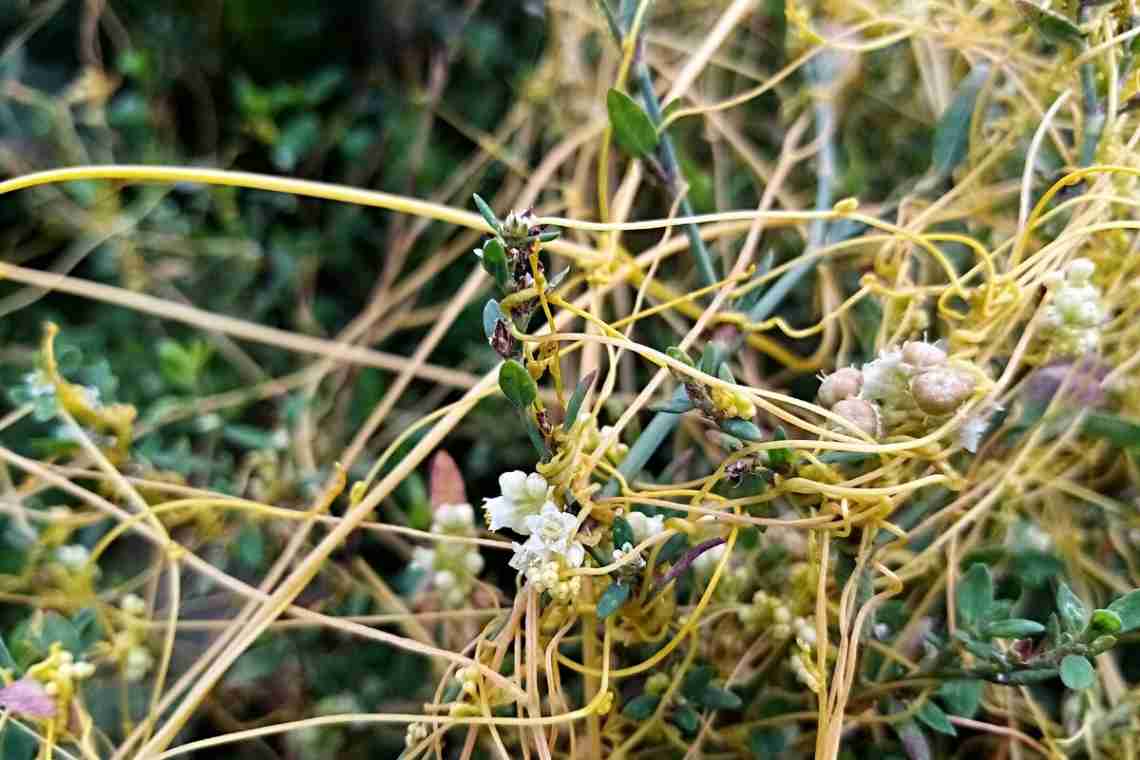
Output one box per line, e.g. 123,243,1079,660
910,369,976,415
817,367,863,408
901,341,947,370
833,398,881,437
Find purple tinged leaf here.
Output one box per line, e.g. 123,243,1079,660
0,678,56,719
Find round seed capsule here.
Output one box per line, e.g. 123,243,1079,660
833,398,881,437
817,367,863,409
910,369,976,415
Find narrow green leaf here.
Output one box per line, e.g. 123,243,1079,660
1106,588,1140,631
699,685,742,711
563,370,597,431
672,704,699,735
932,64,990,177
649,395,695,414
597,581,630,619
1007,668,1059,684
719,418,763,442
1082,412,1140,449
717,363,736,384
612,516,634,550
1056,581,1089,633
699,342,724,375
606,88,660,157
1089,608,1123,636
938,679,983,718
622,693,661,720
957,563,994,630
499,360,537,408
916,700,957,737
1059,654,1096,690
0,637,17,671
480,238,511,292
983,618,1045,639
472,193,500,233
1015,0,1084,43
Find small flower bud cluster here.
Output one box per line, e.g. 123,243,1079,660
410,502,485,608
787,616,823,692
737,590,793,637
1042,258,1103,356
709,385,757,420
817,340,979,438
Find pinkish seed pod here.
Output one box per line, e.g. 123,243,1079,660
817,367,863,408
910,369,976,415
833,398,881,437
901,341,947,370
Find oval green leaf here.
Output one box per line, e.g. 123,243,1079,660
499,360,537,408
1060,654,1096,690
606,88,660,157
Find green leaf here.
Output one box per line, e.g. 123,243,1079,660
650,394,695,414
606,88,660,157
983,619,1045,639
894,718,932,760
658,533,689,563
479,238,511,292
1059,654,1096,690
748,728,786,756
916,700,957,737
699,685,742,711
499,360,537,408
0,637,17,671
483,299,506,342
682,665,715,701
672,704,700,735
1007,668,1059,684
719,418,763,442
563,370,596,431
0,726,37,760
1089,608,1123,636
699,342,724,375
957,563,994,630
612,516,634,550
1106,589,1140,631
1082,413,1140,449
932,64,990,177
1056,581,1089,634
472,194,500,233
597,582,630,619
272,113,321,171
938,679,983,718
622,693,661,720
768,427,790,468
235,523,265,568
1015,1,1084,43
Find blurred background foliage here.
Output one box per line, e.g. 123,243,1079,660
0,2,553,755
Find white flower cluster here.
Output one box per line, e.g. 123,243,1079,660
44,650,96,690
410,502,484,608
626,510,665,544
1042,258,1103,356
485,472,585,600
817,340,979,441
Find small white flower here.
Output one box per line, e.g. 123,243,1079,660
120,594,146,617
464,552,485,574
523,502,585,567
692,542,727,577
55,545,90,571
626,511,665,543
434,569,457,590
483,471,552,533
410,546,435,572
959,403,1002,453
859,349,910,405
612,542,646,569
124,646,153,682
433,502,476,532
